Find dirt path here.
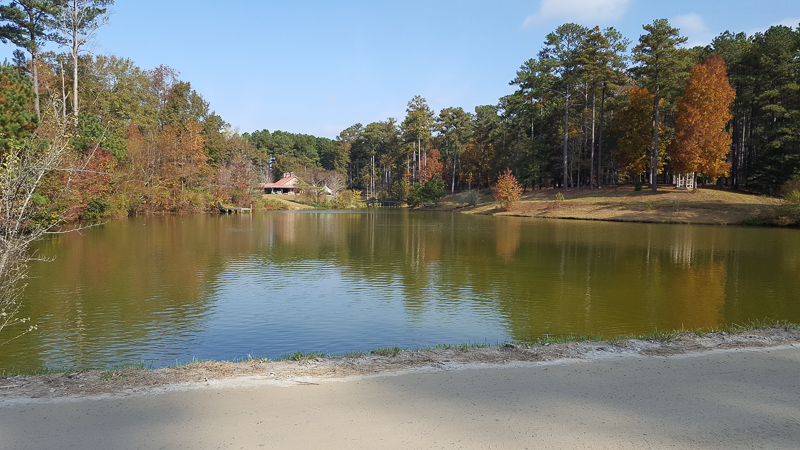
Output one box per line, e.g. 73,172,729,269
1,329,799,449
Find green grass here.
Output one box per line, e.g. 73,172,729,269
370,346,404,356
0,360,154,378
278,351,328,362
3,320,797,378
230,354,271,363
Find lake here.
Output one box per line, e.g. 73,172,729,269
1,210,798,372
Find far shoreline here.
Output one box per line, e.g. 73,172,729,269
427,184,794,227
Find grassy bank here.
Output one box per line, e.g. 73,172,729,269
2,319,797,378
434,185,796,226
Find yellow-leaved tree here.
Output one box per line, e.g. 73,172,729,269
669,55,736,183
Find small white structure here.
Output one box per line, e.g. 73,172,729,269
674,173,695,190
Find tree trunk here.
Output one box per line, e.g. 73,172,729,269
598,84,606,187
31,50,40,121
562,93,569,189
72,25,79,117
651,94,660,193
590,88,596,189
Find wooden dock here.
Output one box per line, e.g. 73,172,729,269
365,199,403,207
218,205,252,214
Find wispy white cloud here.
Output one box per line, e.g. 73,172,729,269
775,17,800,28
671,13,712,48
522,0,632,28
672,13,708,36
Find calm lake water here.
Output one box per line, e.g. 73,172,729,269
1,210,799,371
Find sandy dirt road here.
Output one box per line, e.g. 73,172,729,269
1,345,798,449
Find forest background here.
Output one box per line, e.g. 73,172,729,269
0,1,798,222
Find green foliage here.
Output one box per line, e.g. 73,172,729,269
72,113,125,157
370,346,403,357
463,190,482,206
332,189,364,209
278,350,327,362
555,192,565,202
0,65,37,156
418,175,446,203
80,197,109,220
405,183,421,207
391,179,408,201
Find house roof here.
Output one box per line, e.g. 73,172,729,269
260,173,300,189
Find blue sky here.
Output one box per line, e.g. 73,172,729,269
2,0,799,138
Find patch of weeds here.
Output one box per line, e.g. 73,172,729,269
231,354,270,363
371,346,403,357
174,356,207,367
459,339,492,350
278,351,327,362
554,192,565,202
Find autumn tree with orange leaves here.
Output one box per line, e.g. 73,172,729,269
669,55,736,183
420,148,444,184
493,168,523,211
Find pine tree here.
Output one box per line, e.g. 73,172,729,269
633,19,690,192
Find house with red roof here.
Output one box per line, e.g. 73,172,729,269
260,172,301,194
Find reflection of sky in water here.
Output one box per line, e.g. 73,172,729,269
194,256,508,363
2,211,799,371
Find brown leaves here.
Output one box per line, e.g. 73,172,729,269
669,55,736,178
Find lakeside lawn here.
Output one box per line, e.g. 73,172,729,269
438,185,791,226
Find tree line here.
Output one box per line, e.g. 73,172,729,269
333,21,799,198
1,3,799,225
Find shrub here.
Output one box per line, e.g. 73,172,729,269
406,184,421,207
332,189,365,209
493,169,522,211
463,190,482,206
418,175,446,203
80,198,110,220
780,178,800,199
391,180,408,201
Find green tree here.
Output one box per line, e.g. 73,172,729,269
539,23,588,188
335,123,361,182
401,95,433,183
0,0,62,121
632,19,690,192
435,106,473,192
55,0,113,117
577,26,629,188
745,26,800,192
418,175,446,203
0,65,37,158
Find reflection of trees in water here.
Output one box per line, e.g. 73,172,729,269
8,212,799,371
4,216,236,370
495,223,737,342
